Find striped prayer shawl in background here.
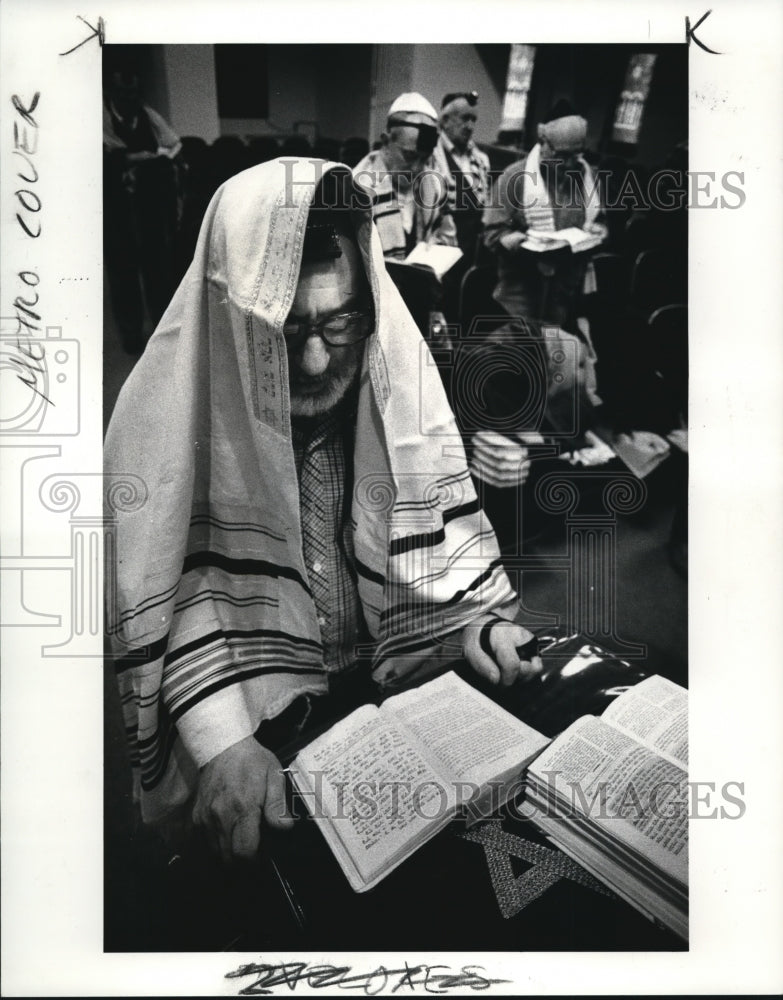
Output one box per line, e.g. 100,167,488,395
105,158,516,821
352,148,458,260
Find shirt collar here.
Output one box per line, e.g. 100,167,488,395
291,392,359,452
441,133,473,157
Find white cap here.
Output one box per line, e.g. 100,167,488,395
387,92,438,125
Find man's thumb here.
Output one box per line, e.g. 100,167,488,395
263,764,294,829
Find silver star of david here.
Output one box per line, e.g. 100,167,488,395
460,820,614,918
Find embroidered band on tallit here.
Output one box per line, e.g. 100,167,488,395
105,157,515,820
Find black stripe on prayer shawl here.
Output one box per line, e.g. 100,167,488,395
135,661,323,789
169,664,324,726
381,557,505,625
114,580,180,629
376,625,464,658
163,627,322,668
388,498,481,557
394,528,499,590
372,189,395,206
392,471,473,512
174,589,279,614
354,555,386,588
182,551,312,597
114,633,170,675
124,723,141,767
374,206,402,221
189,514,286,542
137,700,180,790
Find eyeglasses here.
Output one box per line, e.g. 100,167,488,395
283,309,374,348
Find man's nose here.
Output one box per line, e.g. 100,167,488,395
297,333,330,376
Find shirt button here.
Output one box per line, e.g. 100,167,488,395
312,561,323,574
318,616,326,627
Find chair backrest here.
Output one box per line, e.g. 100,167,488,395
589,252,630,307
458,264,503,334
648,303,687,418
384,260,441,337
623,215,654,259
630,248,687,317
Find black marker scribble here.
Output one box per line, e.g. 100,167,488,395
686,10,722,54
225,960,510,996
11,92,40,126
7,339,54,407
12,93,41,238
59,15,105,56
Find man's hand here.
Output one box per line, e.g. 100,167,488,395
499,231,527,253
464,615,543,686
470,430,536,488
125,149,157,163
192,735,293,863
585,220,608,240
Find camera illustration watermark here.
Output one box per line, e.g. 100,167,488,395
423,318,582,439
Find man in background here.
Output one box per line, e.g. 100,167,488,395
482,104,605,330
353,92,457,259
433,90,491,267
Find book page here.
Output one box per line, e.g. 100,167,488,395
527,715,687,883
293,704,458,887
602,675,687,768
527,226,602,247
404,241,463,278
522,229,602,254
384,672,549,792
528,227,584,246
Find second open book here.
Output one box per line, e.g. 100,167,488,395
520,674,688,938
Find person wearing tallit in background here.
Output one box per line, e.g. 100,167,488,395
468,106,610,510
105,158,542,863
482,103,607,329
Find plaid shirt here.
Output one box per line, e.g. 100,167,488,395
292,410,365,674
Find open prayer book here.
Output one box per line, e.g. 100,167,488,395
522,227,604,253
288,671,549,892
404,241,463,279
519,675,688,939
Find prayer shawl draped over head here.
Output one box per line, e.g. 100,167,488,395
521,146,599,234
105,157,515,821
537,114,588,156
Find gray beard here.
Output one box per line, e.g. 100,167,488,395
288,365,360,419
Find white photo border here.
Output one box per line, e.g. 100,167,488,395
1,0,782,994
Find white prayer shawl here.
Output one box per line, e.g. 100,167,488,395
522,143,600,294
105,158,515,821
521,142,600,231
